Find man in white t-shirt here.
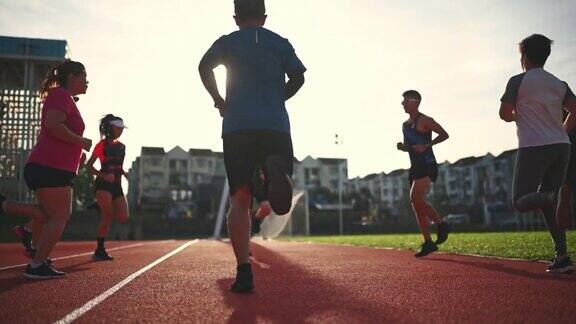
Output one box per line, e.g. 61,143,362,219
500,34,576,274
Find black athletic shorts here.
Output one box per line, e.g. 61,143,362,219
409,162,438,185
565,143,576,188
94,178,124,200
24,163,76,191
223,130,293,195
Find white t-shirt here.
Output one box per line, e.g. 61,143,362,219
501,68,575,148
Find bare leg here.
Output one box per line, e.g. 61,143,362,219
96,191,114,239
113,195,129,224
410,178,433,241
3,201,47,223
423,202,442,224
255,200,272,220
27,219,44,249
32,187,72,265
228,187,252,265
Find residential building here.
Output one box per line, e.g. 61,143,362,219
293,156,348,194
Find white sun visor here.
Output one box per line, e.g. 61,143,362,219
110,120,127,128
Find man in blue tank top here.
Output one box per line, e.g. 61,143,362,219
397,90,450,257
199,0,306,293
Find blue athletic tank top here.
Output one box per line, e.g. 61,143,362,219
403,114,436,165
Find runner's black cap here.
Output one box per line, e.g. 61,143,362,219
234,0,266,18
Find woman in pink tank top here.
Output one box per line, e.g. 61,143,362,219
0,60,93,279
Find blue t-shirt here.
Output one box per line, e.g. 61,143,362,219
202,27,306,135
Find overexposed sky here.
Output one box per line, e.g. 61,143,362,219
1,0,575,178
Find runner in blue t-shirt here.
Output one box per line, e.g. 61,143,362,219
199,0,306,293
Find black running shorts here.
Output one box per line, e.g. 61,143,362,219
409,162,438,185
94,178,125,200
223,130,293,196
24,163,76,191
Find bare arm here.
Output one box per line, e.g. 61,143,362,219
46,110,92,151
285,72,305,101
499,102,516,122
46,110,83,145
86,152,115,182
85,152,105,178
564,97,576,133
198,53,225,115
426,117,449,147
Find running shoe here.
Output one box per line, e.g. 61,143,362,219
265,156,293,216
86,201,101,212
556,185,573,229
436,222,452,245
92,249,114,261
24,261,66,279
13,225,33,252
414,240,438,258
546,256,575,274
231,263,254,293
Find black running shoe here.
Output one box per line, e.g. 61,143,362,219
251,217,263,236
231,263,254,293
86,201,100,212
436,222,451,245
92,249,114,261
546,256,575,274
265,156,293,216
0,193,6,215
13,225,33,252
415,240,438,258
24,261,66,279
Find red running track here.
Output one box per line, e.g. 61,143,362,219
0,239,575,323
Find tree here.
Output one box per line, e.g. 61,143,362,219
73,166,95,210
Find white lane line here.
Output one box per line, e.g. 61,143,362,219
55,239,198,324
0,240,175,271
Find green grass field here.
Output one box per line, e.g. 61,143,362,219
282,231,576,261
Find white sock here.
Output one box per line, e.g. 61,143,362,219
30,261,43,269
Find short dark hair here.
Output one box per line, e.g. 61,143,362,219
520,34,553,67
402,90,421,102
234,0,265,19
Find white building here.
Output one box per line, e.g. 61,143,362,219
348,151,517,211
128,146,226,209
293,156,348,193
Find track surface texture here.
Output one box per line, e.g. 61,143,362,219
0,239,575,323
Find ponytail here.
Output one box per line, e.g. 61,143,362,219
39,59,85,100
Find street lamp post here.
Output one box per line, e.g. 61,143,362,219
335,134,344,235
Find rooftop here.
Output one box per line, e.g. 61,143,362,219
0,36,66,61
141,147,165,156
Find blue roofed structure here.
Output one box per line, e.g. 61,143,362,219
0,36,68,201
0,36,66,61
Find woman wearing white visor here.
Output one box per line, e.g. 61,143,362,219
86,114,129,261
